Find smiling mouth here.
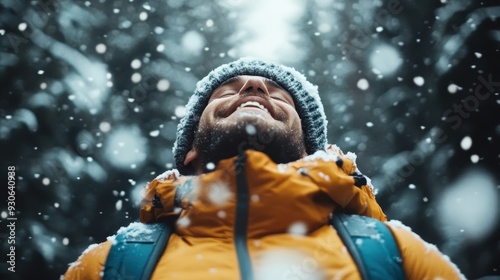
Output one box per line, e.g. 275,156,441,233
236,101,269,113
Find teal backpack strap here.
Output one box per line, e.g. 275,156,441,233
103,222,172,280
331,213,405,280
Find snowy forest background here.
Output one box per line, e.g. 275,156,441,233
1,0,499,279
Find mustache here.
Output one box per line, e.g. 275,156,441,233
214,94,287,121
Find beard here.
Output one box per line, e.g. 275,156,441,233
192,116,306,171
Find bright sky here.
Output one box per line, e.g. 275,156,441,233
228,0,306,64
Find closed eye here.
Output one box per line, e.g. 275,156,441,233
270,94,293,106
217,91,237,98
271,95,286,102
264,79,285,91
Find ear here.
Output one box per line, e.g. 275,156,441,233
183,148,199,166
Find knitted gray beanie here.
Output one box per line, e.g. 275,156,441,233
173,57,328,175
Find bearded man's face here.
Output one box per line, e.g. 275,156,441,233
184,75,307,172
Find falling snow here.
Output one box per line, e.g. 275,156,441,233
288,222,308,236
245,124,257,135
3,1,497,279
177,216,191,227
206,162,216,170
254,249,323,280
115,200,123,211
207,182,232,205
413,76,425,86
460,136,472,150
357,78,370,90
149,130,160,137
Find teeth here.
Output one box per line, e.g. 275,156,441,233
237,101,268,112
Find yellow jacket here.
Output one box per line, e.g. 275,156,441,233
64,148,464,279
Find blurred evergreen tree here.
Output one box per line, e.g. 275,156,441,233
1,0,236,278
0,0,498,279
299,0,499,278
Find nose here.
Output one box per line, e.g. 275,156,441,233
238,77,270,96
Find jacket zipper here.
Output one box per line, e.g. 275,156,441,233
234,152,254,280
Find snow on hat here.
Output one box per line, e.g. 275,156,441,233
173,57,328,175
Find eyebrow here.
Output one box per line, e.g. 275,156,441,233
219,76,242,87
264,78,285,90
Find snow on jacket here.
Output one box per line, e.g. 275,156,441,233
64,147,464,280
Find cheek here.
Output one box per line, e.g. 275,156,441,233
293,115,303,131
197,107,213,128
288,111,304,132
281,105,302,125
197,102,225,127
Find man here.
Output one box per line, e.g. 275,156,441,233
64,58,464,279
